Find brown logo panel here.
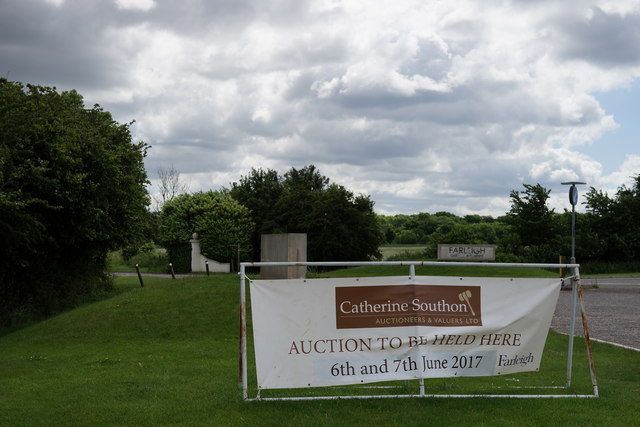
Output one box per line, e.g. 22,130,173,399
335,284,482,329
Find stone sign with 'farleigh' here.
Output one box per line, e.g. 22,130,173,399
437,244,496,261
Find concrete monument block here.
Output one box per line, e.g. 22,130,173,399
260,233,307,279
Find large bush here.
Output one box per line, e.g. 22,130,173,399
158,191,254,269
584,175,640,262
230,165,384,262
0,79,150,325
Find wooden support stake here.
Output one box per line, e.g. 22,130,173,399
135,264,144,288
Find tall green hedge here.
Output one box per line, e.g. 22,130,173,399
0,79,150,326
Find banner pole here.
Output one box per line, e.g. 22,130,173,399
566,259,578,388
240,264,248,400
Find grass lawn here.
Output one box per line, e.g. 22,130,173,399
1,269,638,426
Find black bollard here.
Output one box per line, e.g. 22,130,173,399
135,264,144,287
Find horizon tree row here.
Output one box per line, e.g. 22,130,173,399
377,176,640,268
155,165,384,269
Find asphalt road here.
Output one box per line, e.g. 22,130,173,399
551,276,640,350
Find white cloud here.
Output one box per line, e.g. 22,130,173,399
601,154,640,190
3,0,640,217
114,0,156,12
40,0,65,6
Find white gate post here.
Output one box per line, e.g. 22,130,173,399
190,233,201,273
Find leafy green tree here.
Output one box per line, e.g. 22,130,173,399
275,166,383,261
428,220,472,246
552,210,601,262
377,212,444,245
0,79,150,324
507,184,554,246
412,212,439,242
395,229,419,244
305,183,382,261
274,166,327,234
376,215,396,244
282,164,329,191
230,165,383,262
158,191,254,271
384,214,414,243
229,168,284,260
505,183,559,262
377,211,513,255
584,174,640,262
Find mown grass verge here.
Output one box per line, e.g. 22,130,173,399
1,270,638,426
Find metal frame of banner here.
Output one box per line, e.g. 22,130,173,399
239,261,599,401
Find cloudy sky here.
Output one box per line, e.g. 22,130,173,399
2,0,639,216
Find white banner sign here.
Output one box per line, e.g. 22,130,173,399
250,276,561,390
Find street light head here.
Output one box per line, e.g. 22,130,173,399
569,185,579,206
560,182,587,207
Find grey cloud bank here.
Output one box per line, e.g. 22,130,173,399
2,0,639,216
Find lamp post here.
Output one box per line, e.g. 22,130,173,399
561,181,585,388
561,181,586,266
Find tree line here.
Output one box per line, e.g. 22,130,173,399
157,165,384,271
378,179,640,271
159,168,640,273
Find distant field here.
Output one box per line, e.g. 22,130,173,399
379,245,429,260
